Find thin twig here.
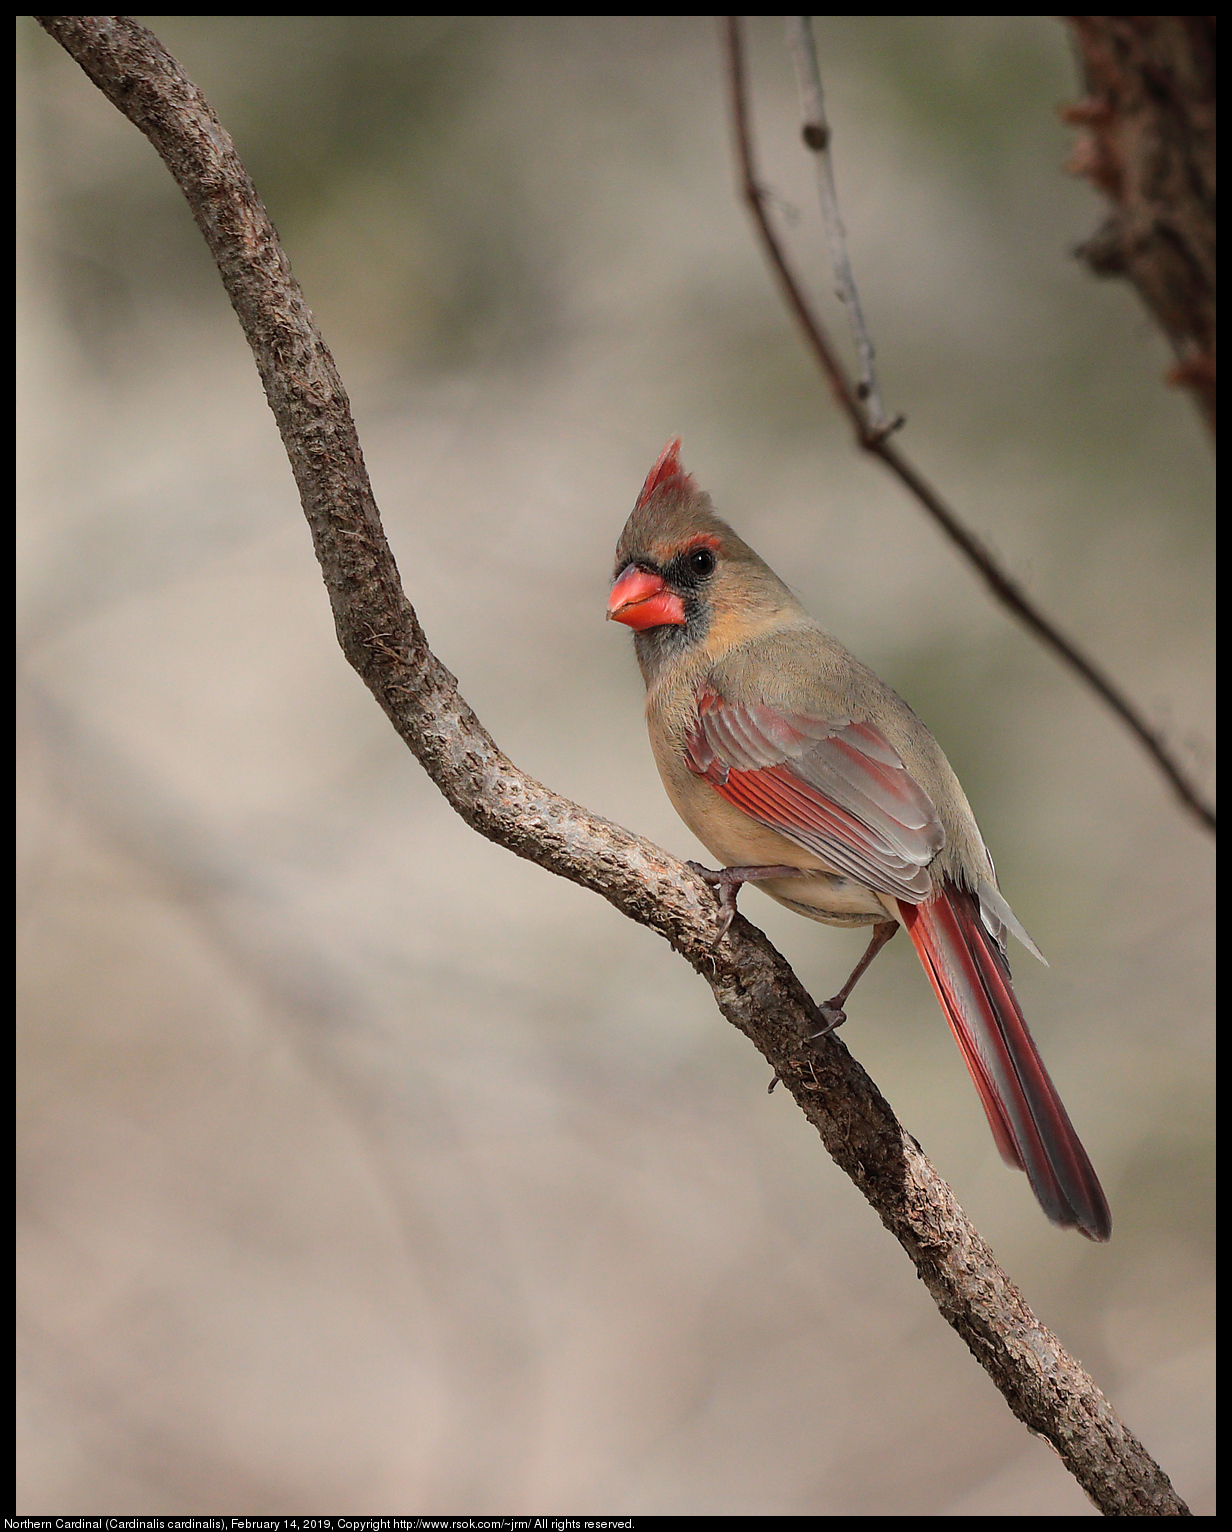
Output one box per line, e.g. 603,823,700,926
724,16,1214,836
35,15,1190,1515
787,16,895,435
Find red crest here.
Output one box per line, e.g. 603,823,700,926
635,437,693,508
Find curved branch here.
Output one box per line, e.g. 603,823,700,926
723,17,1214,837
36,15,1189,1516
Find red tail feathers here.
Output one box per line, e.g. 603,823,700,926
899,882,1111,1241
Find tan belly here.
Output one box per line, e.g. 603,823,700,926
761,874,892,927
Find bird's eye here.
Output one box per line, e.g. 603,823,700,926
687,547,716,578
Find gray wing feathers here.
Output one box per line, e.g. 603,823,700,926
978,877,1048,965
697,700,946,902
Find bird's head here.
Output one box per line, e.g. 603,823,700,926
608,440,796,681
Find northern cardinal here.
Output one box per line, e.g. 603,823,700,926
607,440,1111,1240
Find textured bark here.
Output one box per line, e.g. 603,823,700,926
1065,16,1216,431
36,16,1190,1515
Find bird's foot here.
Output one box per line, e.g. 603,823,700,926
810,998,848,1041
686,861,805,940
808,921,897,1042
686,860,742,937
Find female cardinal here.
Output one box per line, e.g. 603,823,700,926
607,439,1111,1240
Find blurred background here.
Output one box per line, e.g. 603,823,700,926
16,16,1214,1515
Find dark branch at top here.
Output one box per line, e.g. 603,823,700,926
1065,16,1216,434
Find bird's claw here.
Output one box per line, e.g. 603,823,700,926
688,860,805,940
809,1001,847,1042
687,860,740,939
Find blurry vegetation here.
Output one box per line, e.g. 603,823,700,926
24,17,549,369
19,15,1212,818
22,16,1214,488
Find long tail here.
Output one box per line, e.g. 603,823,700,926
898,881,1111,1241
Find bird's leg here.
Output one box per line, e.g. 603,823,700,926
686,861,807,939
813,920,899,1039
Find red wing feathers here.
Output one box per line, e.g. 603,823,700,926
900,884,1111,1240
685,687,943,902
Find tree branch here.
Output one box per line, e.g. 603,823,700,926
36,15,1189,1516
786,16,897,436
1064,17,1215,434
723,16,1214,838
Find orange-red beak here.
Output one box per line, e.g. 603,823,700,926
607,566,686,630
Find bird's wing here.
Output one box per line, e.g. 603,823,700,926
685,684,944,903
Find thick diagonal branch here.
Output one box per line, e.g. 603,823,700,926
36,15,1188,1515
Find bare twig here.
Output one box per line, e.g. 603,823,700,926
787,16,896,435
36,15,1190,1515
724,17,1214,836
